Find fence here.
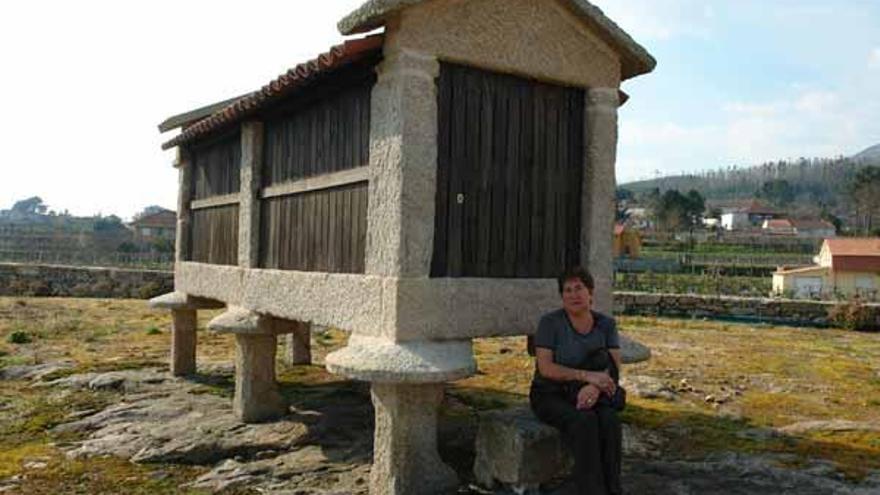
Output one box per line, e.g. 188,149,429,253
614,272,772,298
0,250,174,271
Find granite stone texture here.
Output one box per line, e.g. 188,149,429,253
238,121,263,269
364,49,440,278
339,0,656,82
582,87,619,315
369,383,458,495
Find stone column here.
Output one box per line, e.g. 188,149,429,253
582,87,619,315
364,48,440,277
327,336,474,495
209,307,286,423
149,291,225,376
174,148,192,263
580,88,652,365
370,383,457,495
327,45,476,495
170,308,197,376
239,121,263,268
234,332,283,422
283,321,312,366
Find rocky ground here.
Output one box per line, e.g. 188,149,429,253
1,298,879,494
1,363,879,494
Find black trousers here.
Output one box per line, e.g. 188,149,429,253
530,385,622,495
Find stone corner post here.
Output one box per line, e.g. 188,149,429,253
174,147,192,267
239,121,264,269
326,45,475,495
581,87,652,365
582,87,619,315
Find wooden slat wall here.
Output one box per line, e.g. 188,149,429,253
190,205,239,265
260,182,367,273
259,77,373,273
432,63,585,278
190,132,242,200
262,85,372,187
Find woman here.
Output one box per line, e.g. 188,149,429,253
529,266,622,495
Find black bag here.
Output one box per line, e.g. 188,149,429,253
567,348,626,411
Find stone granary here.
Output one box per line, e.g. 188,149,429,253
152,0,654,493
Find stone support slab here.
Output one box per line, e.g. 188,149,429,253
365,48,440,278
581,87,619,315
369,382,458,495
170,309,197,376
239,121,264,269
209,308,286,423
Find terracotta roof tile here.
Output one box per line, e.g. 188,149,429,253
162,34,384,150
824,238,880,257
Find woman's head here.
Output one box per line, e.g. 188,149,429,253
558,266,594,314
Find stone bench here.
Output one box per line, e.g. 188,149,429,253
473,407,572,494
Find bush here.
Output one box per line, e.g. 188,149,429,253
146,326,161,335
828,301,879,331
7,331,32,344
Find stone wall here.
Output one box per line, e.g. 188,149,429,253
613,291,880,327
0,263,172,299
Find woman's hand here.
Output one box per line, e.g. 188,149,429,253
580,370,616,395
576,384,601,410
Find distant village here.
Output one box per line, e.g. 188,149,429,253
0,196,175,264
614,189,880,301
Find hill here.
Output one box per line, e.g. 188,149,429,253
620,147,880,217
853,143,880,162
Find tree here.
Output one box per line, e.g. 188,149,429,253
757,179,795,207
850,166,880,233
93,215,125,232
655,189,705,231
11,196,47,215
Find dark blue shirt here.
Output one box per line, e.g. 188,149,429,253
532,309,619,389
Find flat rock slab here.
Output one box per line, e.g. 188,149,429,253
0,361,76,381
47,366,374,493
620,453,880,495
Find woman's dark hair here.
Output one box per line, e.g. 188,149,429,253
557,266,594,294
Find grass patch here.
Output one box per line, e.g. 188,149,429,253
7,330,32,344
1,297,879,485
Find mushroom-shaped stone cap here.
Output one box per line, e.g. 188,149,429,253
148,292,224,310
619,334,651,364
208,307,272,335
326,335,476,383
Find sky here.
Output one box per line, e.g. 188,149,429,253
1,0,878,219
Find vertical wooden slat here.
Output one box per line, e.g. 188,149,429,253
447,66,466,276
432,62,585,278
431,65,452,277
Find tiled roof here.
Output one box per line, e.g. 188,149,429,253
131,210,177,228
824,238,880,257
161,34,384,150
765,219,793,229
791,219,835,230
